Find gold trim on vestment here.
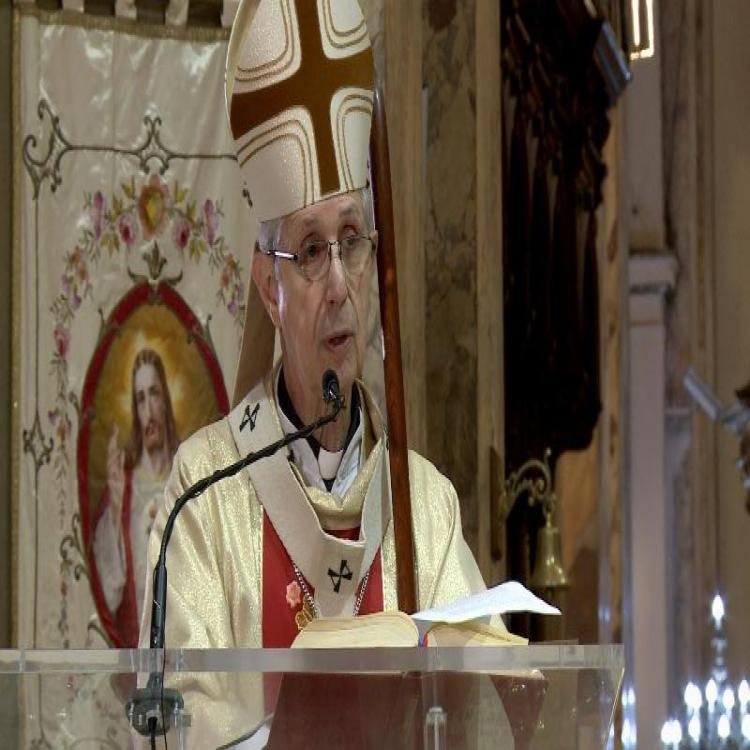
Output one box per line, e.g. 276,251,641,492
15,4,230,41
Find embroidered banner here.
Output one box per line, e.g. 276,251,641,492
14,10,253,745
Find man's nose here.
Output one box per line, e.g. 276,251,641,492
326,249,348,305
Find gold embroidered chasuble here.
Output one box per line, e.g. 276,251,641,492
139,369,492,746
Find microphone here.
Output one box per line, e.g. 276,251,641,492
322,369,344,409
127,373,345,739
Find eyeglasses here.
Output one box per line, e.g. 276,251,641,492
263,234,376,282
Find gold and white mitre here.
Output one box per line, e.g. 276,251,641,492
225,0,375,223
225,0,376,404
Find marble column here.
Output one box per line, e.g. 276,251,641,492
423,0,480,554
627,252,678,750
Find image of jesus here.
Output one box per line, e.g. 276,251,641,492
93,347,180,645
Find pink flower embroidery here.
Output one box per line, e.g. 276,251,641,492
117,212,139,248
138,175,171,240
220,266,231,289
54,324,70,358
203,199,219,246
90,191,105,240
172,215,191,251
286,581,302,609
75,259,88,285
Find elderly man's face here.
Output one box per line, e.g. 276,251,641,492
255,192,375,410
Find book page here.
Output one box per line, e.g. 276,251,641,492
412,581,560,641
291,611,418,648
426,621,528,647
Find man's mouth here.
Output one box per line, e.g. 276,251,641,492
325,332,353,353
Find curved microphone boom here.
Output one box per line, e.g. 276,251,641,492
128,371,344,739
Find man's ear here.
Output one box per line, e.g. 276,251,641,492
251,243,281,328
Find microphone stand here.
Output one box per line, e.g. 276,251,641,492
127,378,344,741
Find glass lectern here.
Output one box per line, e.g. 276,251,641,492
0,644,622,749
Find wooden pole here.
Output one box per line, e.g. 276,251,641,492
370,87,417,614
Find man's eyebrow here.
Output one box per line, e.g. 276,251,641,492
289,216,322,239
290,204,362,235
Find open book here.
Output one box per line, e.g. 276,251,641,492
223,583,557,749
292,580,559,649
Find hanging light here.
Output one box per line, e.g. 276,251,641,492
717,714,731,740
711,594,725,628
742,714,750,741
687,715,700,743
684,682,702,712
738,679,750,709
706,678,718,708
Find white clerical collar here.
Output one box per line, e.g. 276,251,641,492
318,446,343,481
274,368,363,496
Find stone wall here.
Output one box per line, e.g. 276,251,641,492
423,0,480,553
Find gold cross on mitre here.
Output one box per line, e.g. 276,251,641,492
226,0,375,222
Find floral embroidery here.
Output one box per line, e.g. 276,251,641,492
172,214,191,251
138,174,172,239
117,211,139,248
90,191,105,241
50,174,245,458
203,199,219,245
286,580,302,609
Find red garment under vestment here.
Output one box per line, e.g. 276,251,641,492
261,513,384,648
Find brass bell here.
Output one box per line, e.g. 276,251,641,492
529,519,570,591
